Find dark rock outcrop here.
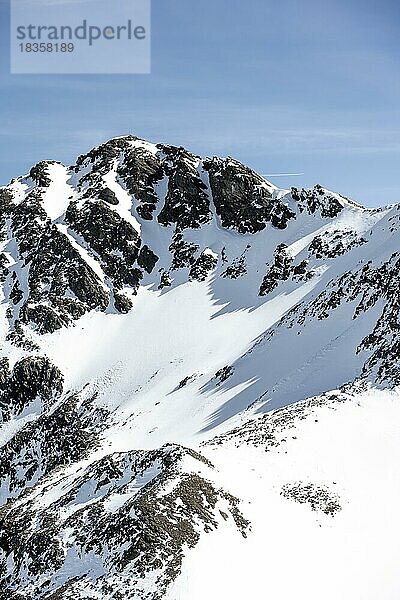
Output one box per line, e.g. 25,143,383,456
138,245,159,274
65,200,142,292
158,146,211,230
291,185,344,218
0,356,63,422
189,250,217,282
204,157,294,233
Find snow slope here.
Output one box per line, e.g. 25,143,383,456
169,388,400,600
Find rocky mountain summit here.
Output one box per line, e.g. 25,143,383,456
0,136,399,599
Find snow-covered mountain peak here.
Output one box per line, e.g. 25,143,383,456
1,136,400,599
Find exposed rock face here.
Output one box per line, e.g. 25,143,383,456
65,199,142,291
138,245,159,274
97,187,118,205
309,229,367,259
169,232,199,271
1,192,110,334
215,365,234,385
0,356,63,422
221,247,249,279
28,161,53,188
74,137,133,192
158,270,172,290
259,243,293,296
259,243,312,297
117,142,164,221
20,225,110,333
204,157,294,233
0,393,105,503
189,249,218,282
158,146,211,230
0,445,249,600
291,185,345,218
221,257,246,279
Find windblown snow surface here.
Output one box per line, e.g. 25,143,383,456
0,135,400,599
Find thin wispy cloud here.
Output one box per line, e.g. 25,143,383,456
17,0,98,6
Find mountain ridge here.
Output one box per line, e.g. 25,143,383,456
0,135,399,599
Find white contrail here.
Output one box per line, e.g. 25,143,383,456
262,173,305,177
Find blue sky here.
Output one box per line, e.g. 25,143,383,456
0,0,399,206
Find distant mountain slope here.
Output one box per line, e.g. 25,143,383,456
0,136,399,599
